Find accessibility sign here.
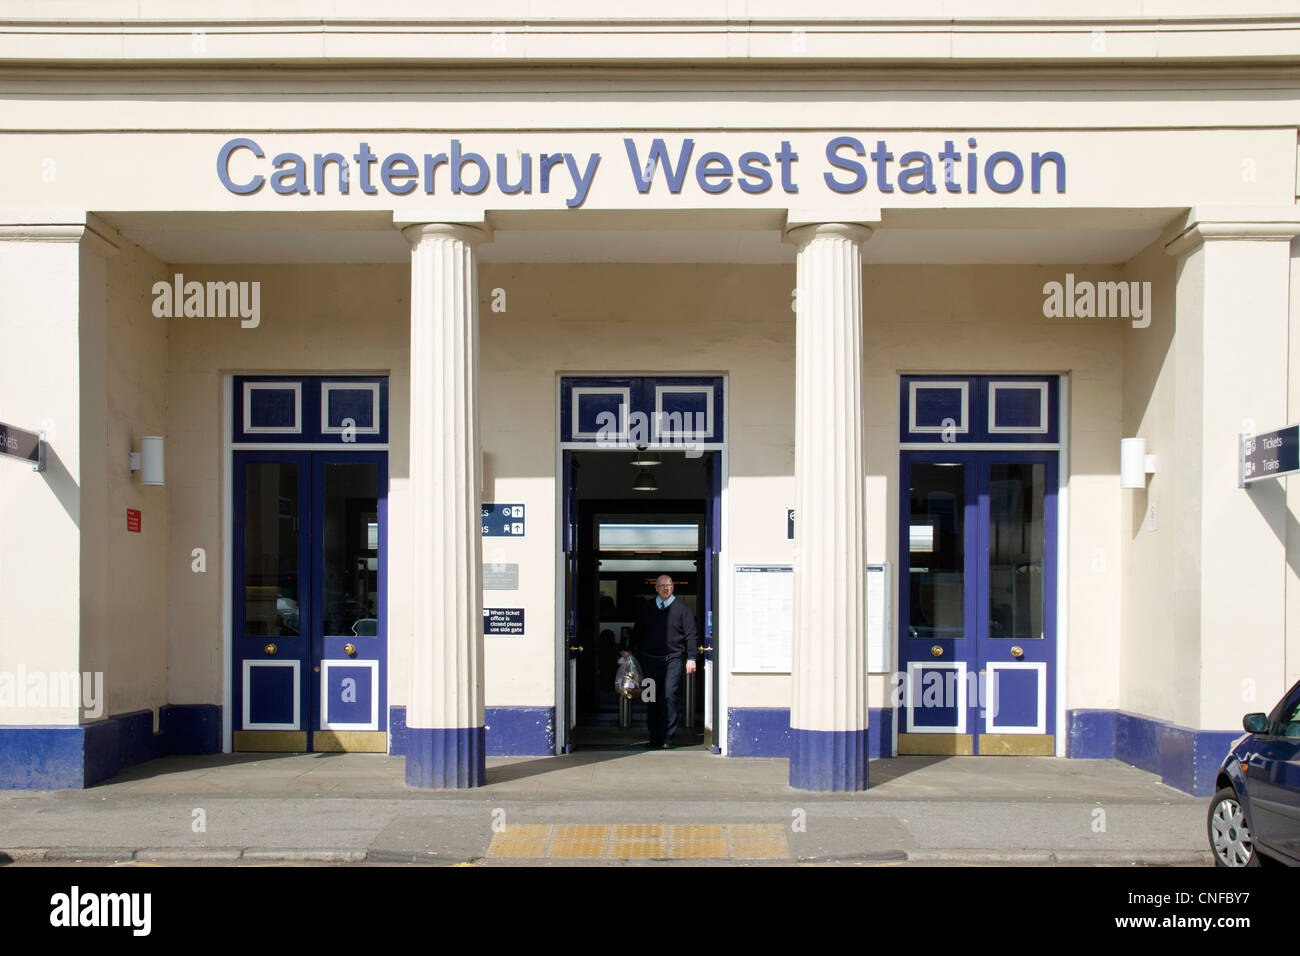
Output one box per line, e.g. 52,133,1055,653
1240,425,1300,486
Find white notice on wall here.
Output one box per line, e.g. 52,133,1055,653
732,565,794,673
867,563,890,673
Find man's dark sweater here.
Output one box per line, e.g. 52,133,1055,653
627,597,698,659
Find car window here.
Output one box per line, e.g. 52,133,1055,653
1272,683,1300,736
1283,700,1300,737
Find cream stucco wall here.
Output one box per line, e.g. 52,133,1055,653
1119,241,1179,721
1290,239,1300,696
164,263,410,711
151,252,1136,747
15,226,1292,748
863,264,1125,726
101,236,171,722
0,238,89,724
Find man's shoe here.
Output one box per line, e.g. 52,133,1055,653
661,741,673,749
646,740,662,749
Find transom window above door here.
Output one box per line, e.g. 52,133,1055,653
234,375,388,445
560,376,724,447
900,375,1057,445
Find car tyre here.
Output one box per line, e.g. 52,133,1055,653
1207,786,1260,867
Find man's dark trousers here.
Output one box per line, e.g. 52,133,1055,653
641,651,684,746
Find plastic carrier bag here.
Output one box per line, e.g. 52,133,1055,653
615,655,643,700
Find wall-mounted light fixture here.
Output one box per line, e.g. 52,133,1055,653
1120,437,1156,489
129,435,165,486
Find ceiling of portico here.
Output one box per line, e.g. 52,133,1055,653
102,207,1171,267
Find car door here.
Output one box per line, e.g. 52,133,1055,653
1245,682,1300,861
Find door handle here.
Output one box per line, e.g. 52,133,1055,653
931,645,943,658
344,643,357,658
700,645,714,653
264,643,277,656
1010,645,1024,659
568,645,584,653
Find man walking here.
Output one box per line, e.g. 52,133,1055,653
623,574,698,749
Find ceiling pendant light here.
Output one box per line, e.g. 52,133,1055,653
629,449,662,467
632,468,658,492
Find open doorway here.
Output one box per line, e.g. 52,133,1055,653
563,449,718,751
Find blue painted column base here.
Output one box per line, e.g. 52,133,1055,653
405,726,486,788
789,727,869,791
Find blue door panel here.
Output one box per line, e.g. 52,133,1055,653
310,452,388,737
234,448,387,749
899,449,1058,753
233,451,311,742
247,663,298,727
323,663,377,727
909,664,968,731
987,668,1040,728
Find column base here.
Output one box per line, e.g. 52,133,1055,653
404,726,487,788
789,727,869,791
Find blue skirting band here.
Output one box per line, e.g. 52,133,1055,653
390,706,555,757
728,708,891,761
1066,708,1239,797
0,704,221,790
404,726,487,788
789,726,869,791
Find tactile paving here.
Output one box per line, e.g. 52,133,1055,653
486,823,788,860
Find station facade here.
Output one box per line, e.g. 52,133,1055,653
1,5,1299,793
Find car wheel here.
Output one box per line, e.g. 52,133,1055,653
1208,787,1260,867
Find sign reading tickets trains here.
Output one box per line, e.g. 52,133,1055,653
482,503,525,536
1240,425,1300,486
0,421,43,471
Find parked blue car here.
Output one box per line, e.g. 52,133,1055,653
1208,678,1300,866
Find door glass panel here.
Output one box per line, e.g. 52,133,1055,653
908,463,965,639
243,462,300,637
321,463,380,638
987,462,1045,642
598,523,699,551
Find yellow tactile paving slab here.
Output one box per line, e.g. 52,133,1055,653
485,823,551,858
486,823,788,860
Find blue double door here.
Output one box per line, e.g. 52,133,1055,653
898,451,1058,755
233,451,388,752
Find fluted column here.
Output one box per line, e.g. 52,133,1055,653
403,222,489,788
787,222,872,791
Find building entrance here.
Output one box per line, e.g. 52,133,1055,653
562,450,720,752
233,451,388,752
896,375,1061,756
897,451,1058,754
230,375,390,753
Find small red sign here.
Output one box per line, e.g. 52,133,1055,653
126,508,141,533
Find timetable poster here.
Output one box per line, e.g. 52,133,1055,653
732,565,794,673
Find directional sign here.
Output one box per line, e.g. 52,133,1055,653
0,421,44,471
482,503,525,537
1240,425,1300,486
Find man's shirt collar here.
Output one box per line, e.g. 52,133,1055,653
656,594,675,609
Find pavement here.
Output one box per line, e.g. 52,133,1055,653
0,750,1213,866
